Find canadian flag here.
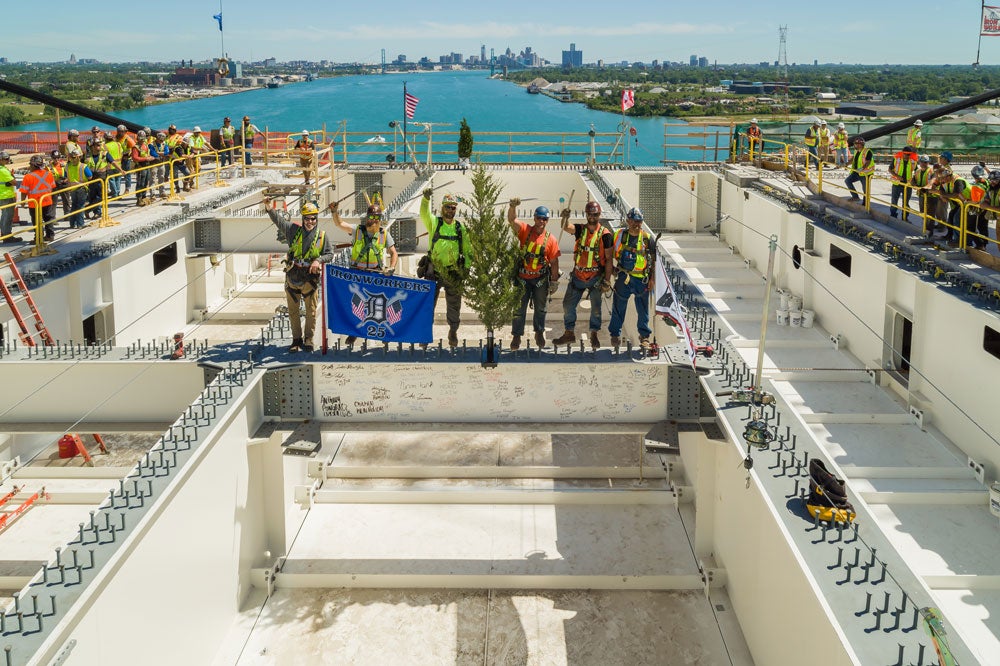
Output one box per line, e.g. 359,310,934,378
621,89,635,112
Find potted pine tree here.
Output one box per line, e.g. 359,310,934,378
460,165,522,367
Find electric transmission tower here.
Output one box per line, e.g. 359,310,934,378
778,26,788,79
777,26,789,119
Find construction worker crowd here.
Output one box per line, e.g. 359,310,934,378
0,116,264,245
264,188,657,354
745,118,1000,249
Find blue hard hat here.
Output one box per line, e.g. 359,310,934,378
941,151,953,162
626,207,644,222
534,206,550,218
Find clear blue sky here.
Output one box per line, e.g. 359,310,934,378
3,0,994,66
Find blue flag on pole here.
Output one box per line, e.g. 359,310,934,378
213,13,223,31
325,266,435,344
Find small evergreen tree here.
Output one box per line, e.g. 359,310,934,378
460,165,522,366
457,118,474,160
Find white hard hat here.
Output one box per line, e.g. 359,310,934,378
302,130,310,135
193,126,202,132
914,119,923,127
819,119,827,125
750,118,758,124
838,122,845,129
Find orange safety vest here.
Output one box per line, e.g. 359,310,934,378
890,152,916,183
19,169,55,208
520,229,551,278
573,226,609,278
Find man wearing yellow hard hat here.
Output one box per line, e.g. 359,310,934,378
263,197,334,353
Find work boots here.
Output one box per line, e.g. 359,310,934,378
590,331,600,349
640,337,650,351
553,330,576,346
448,329,459,347
534,331,546,348
288,338,303,353
509,335,522,351
610,335,621,348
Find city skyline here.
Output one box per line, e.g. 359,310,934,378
4,0,997,66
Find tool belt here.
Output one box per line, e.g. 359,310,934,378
284,261,319,288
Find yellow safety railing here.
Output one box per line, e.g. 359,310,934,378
0,197,24,245
792,153,1000,254
251,139,334,187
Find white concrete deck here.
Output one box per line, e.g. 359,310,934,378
664,231,998,664
215,427,753,664
217,587,746,666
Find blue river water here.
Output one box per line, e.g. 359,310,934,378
13,70,728,165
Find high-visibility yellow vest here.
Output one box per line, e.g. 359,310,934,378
350,226,386,270
891,153,915,183
906,127,922,148
64,162,88,184
912,168,930,188
850,148,875,177
614,229,650,278
290,228,325,262
0,165,15,199
573,226,609,275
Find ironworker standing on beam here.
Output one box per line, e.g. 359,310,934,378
264,196,334,353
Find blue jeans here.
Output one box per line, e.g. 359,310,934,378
845,172,868,200
244,140,254,165
512,275,548,336
609,272,651,339
890,184,911,218
122,159,133,190
807,144,818,165
563,271,604,332
68,188,87,227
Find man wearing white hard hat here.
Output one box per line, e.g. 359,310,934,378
833,122,850,168
818,119,831,165
294,130,316,184
907,119,923,150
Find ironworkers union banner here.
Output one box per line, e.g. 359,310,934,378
325,266,435,344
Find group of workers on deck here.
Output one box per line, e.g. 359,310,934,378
0,116,265,245
744,118,1000,248
265,189,658,355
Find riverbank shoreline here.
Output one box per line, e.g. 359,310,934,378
9,82,297,132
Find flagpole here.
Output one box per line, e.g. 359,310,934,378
219,0,225,59
403,82,409,164
977,0,985,67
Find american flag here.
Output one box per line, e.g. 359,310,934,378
351,294,366,321
387,300,402,325
621,89,635,112
404,92,419,119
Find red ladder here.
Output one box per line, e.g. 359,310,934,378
1,252,54,347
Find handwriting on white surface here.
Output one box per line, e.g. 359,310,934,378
320,395,353,418
314,363,667,420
